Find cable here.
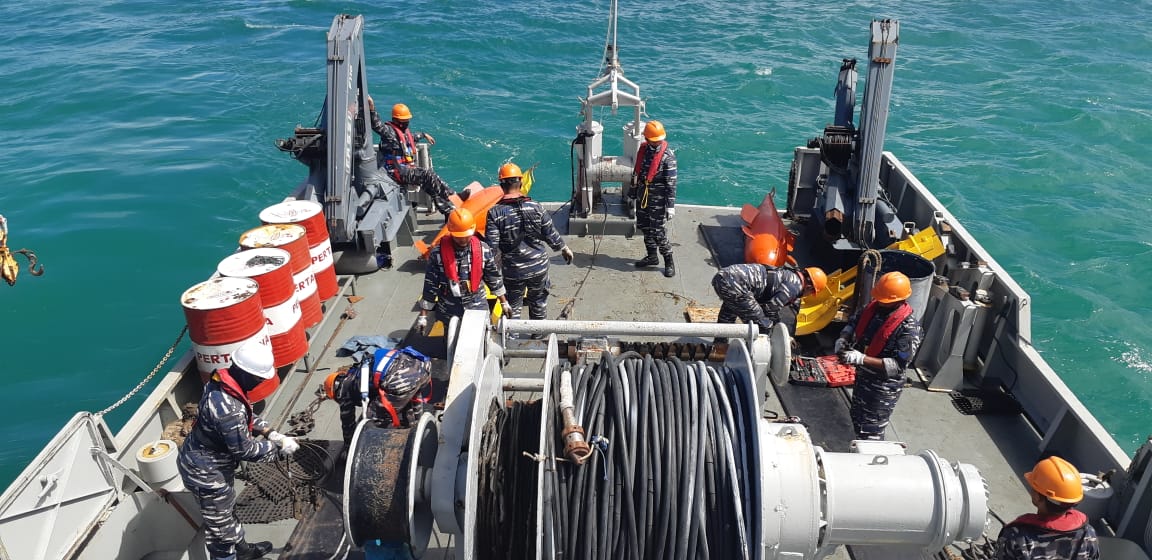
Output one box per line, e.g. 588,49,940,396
550,353,754,559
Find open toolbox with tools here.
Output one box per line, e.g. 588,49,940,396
789,355,857,387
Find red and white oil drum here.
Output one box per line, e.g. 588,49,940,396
180,277,271,388
259,200,338,302
217,248,306,376
239,224,322,329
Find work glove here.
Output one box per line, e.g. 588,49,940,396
268,431,300,455
415,315,428,335
561,246,574,264
666,207,676,221
834,338,850,354
840,350,866,366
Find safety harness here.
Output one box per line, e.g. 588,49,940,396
439,236,483,294
496,195,532,253
359,347,431,427
632,140,668,209
854,301,913,356
384,121,417,179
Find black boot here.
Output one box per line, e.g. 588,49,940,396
235,540,273,560
634,251,659,267
662,254,676,277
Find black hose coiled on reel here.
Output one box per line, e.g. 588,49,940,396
552,351,756,560
475,399,543,559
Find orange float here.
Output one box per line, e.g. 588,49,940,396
741,191,795,267
414,182,504,258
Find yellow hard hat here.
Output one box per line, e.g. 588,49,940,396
643,120,666,142
872,271,911,303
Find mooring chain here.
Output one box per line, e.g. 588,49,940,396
285,387,329,437
97,326,189,417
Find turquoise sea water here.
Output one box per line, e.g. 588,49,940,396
2,1,1151,487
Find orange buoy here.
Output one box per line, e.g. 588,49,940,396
259,200,337,302
181,277,270,387
239,224,322,329
414,183,504,258
217,248,306,380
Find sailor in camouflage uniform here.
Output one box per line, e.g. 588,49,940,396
836,271,923,441
323,346,433,444
416,207,509,334
177,340,299,560
628,120,678,278
367,97,457,216
711,263,827,335
994,456,1100,559
485,162,573,321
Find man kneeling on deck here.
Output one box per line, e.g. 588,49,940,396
323,346,433,445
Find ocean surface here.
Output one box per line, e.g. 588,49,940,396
1,1,1150,488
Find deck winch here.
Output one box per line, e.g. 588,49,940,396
340,310,989,559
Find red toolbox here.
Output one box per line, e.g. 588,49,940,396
788,356,856,387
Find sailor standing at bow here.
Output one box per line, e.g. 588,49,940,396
628,120,678,278
177,340,299,560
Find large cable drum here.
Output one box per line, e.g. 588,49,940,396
343,413,439,556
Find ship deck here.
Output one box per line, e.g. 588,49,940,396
230,200,1038,559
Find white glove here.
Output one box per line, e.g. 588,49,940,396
415,315,428,335
841,349,866,366
834,338,850,354
561,246,574,264
268,431,300,455
666,207,676,220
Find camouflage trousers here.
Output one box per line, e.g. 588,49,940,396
396,165,455,215
180,462,244,558
849,371,904,440
638,225,671,257
504,272,551,320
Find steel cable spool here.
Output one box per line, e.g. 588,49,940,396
343,413,439,555
474,399,543,559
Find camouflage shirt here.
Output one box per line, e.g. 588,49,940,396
839,302,923,381
420,238,505,317
993,510,1100,559
485,196,565,281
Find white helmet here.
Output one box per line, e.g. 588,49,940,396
231,339,276,379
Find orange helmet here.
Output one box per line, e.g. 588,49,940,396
447,207,476,238
499,162,523,180
746,235,779,266
392,103,412,120
804,267,827,294
323,371,341,400
643,120,666,142
872,271,911,303
1025,456,1084,503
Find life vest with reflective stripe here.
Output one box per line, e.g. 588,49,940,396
854,301,913,356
